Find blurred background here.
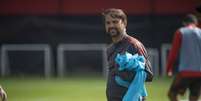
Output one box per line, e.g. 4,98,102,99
0,0,201,101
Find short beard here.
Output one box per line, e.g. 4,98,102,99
107,27,121,37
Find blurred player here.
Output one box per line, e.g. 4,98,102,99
166,14,201,101
102,8,153,101
0,86,7,101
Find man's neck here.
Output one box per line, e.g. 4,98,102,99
112,31,128,43
185,23,197,28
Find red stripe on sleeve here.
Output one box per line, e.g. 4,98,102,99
166,30,182,73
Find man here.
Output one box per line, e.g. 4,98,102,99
166,14,201,101
102,8,153,101
0,86,7,101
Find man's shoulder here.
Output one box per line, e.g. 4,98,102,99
126,35,143,46
179,26,201,33
126,34,140,41
195,27,201,31
106,43,115,53
106,43,113,48
179,27,187,32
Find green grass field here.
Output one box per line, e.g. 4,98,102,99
0,76,196,101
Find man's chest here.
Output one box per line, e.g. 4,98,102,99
107,42,137,68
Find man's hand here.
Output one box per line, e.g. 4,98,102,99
0,86,7,101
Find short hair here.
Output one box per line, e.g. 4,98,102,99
102,8,127,26
182,14,198,25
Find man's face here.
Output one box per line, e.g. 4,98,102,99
104,15,126,37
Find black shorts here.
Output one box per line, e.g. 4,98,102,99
169,75,201,97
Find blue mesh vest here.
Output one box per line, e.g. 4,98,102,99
179,27,201,72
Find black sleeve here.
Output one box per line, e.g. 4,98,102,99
130,42,153,82
126,44,138,55
141,46,154,82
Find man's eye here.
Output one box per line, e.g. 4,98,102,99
113,20,118,24
106,21,110,24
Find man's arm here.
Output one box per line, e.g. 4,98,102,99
127,36,153,81
139,44,153,82
131,40,153,82
166,30,182,76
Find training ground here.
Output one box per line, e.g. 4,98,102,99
1,76,200,101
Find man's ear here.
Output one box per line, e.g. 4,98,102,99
121,20,127,29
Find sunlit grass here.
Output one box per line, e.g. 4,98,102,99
1,76,199,101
